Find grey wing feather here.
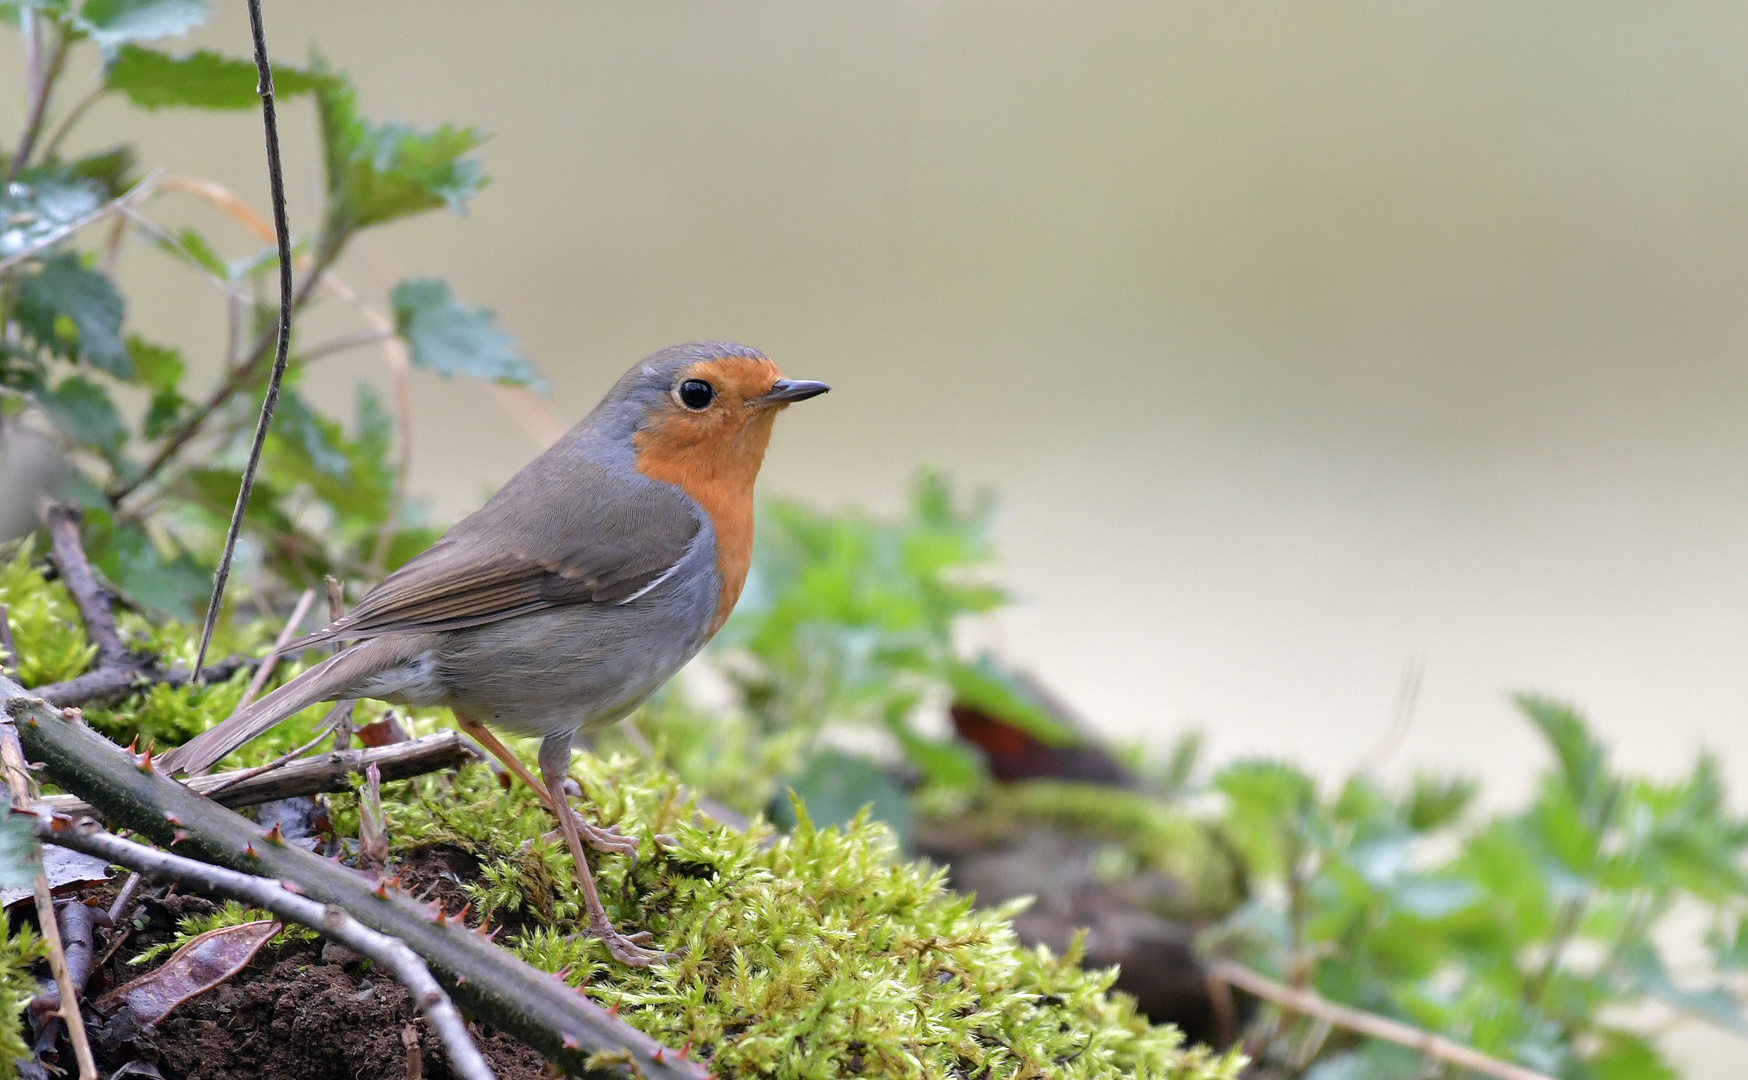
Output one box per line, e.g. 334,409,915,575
293,460,700,649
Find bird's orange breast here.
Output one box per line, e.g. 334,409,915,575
631,359,784,635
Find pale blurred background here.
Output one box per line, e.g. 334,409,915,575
9,3,1748,1066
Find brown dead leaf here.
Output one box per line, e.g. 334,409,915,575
95,920,280,1026
1,846,113,909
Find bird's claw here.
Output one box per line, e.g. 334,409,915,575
585,919,676,967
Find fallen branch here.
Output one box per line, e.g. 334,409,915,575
2,681,705,1080
1206,959,1557,1080
32,812,495,1080
0,723,97,1080
32,656,252,709
36,730,474,817
44,505,127,669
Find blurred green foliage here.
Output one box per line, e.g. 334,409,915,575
0,0,541,619
1207,696,1748,1080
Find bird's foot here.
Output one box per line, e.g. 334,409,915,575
577,917,678,967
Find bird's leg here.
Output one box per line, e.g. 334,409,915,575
537,734,675,966
453,716,635,858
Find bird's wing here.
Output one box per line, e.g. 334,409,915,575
295,462,704,649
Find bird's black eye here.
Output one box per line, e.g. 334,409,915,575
677,379,715,410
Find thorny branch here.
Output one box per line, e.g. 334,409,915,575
31,811,497,1080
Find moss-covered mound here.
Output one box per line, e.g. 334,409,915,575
352,758,1239,1080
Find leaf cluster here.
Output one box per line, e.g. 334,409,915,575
0,0,541,619
1209,696,1748,1080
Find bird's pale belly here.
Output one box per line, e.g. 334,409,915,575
353,592,714,740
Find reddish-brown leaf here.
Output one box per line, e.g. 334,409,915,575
95,920,280,1026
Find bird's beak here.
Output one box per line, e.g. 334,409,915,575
755,379,831,405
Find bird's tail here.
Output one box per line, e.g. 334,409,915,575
163,640,400,776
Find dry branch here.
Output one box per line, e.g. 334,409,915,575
2,679,708,1080
0,722,96,1080
35,730,473,817
1207,959,1557,1080
32,811,495,1080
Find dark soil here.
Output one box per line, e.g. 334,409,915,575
57,846,550,1080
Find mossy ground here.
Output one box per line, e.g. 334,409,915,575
1,548,1238,1079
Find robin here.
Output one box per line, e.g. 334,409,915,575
163,341,828,965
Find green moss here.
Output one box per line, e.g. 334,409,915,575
0,537,96,687
0,924,45,1080
357,754,1241,1080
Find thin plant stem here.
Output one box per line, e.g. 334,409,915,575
9,11,70,180
38,82,104,162
192,0,299,680
0,724,97,1080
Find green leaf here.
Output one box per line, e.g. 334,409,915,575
39,375,128,464
14,252,130,376
144,224,229,279
1517,694,1615,818
76,0,209,49
0,812,39,890
105,45,317,110
63,145,139,196
0,172,102,258
391,278,543,388
315,66,487,239
126,336,183,392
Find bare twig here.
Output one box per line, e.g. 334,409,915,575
1355,655,1423,775
1207,959,1557,1080
297,327,396,365
36,729,473,816
44,505,128,669
32,656,252,709
33,813,496,1080
234,588,316,712
9,12,69,180
37,81,104,162
0,172,159,276
0,724,96,1080
191,0,300,682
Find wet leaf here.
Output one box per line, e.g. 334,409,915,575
0,843,112,909
96,919,279,1026
76,0,210,50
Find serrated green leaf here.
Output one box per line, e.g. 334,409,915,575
390,278,543,388
105,44,317,111
39,375,127,463
315,66,486,239
14,251,129,376
76,0,209,49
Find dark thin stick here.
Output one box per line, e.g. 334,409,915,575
34,813,497,1080
192,0,297,681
